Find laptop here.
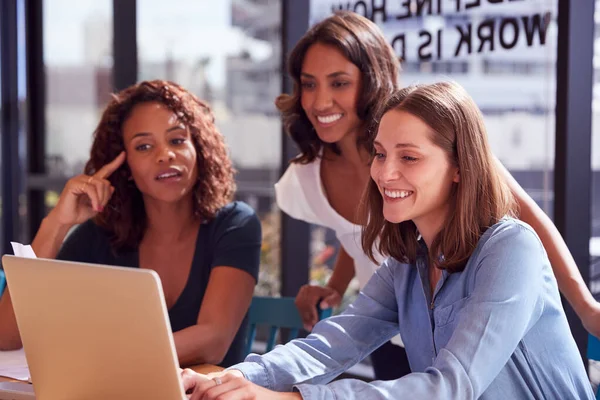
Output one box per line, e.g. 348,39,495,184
0,255,187,400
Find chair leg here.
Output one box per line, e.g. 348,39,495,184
267,327,278,352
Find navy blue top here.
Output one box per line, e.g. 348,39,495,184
57,201,261,367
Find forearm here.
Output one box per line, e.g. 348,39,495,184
326,247,355,296
517,194,594,313
173,324,234,367
235,271,400,393
0,288,22,350
0,215,71,349
31,215,73,259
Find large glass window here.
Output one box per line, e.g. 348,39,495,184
592,2,600,387
138,0,282,295
591,1,600,295
43,0,113,208
308,0,558,299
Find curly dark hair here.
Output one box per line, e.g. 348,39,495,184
85,80,236,252
276,11,400,164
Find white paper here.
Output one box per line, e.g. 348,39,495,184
1,244,34,382
9,243,37,259
0,349,30,382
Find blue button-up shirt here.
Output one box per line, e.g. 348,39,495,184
232,219,594,399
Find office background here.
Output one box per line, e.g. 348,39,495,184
0,0,597,363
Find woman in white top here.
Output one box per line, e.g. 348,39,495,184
275,11,600,380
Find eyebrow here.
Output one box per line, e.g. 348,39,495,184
130,125,185,140
131,132,151,140
166,124,185,132
300,71,352,79
373,140,421,149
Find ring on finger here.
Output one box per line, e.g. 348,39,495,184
213,377,222,386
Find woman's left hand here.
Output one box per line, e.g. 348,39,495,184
181,369,301,400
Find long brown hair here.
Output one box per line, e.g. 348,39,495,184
361,82,516,272
85,80,235,252
276,11,400,164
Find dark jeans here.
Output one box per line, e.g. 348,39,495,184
370,341,411,380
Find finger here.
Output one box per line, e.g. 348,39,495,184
92,178,112,210
74,178,101,212
95,151,126,179
299,286,328,305
320,291,341,309
298,287,323,329
196,376,245,400
220,386,257,400
296,300,316,328
182,370,214,398
188,379,221,400
181,369,202,392
100,179,113,209
88,178,107,211
303,306,318,331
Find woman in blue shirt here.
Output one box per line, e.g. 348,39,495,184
182,82,594,399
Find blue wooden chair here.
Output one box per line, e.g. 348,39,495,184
245,296,332,356
0,269,5,298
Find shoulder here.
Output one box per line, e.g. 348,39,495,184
479,218,542,252
204,202,262,278
212,201,258,224
276,159,319,189
469,217,547,276
208,202,261,237
275,160,325,225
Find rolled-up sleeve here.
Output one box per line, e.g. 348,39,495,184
230,259,401,393
234,223,550,400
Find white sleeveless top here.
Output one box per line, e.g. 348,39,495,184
275,157,384,289
275,157,404,347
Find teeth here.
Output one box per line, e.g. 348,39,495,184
316,114,342,124
384,189,413,199
157,172,179,180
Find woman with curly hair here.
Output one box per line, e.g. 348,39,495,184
0,80,261,368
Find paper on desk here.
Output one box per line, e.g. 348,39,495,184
10,243,37,259
0,349,30,382
2,243,34,382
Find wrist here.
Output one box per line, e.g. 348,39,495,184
325,282,345,298
577,293,599,318
39,214,73,244
43,212,75,233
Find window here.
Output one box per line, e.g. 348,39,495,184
590,1,600,295
43,0,113,209
138,0,283,295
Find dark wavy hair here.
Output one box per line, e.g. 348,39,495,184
85,80,236,252
276,11,400,164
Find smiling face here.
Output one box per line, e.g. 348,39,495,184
371,109,459,240
122,101,198,204
299,43,362,144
